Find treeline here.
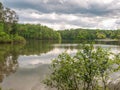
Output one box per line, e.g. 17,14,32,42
58,29,120,40
17,24,61,40
0,2,25,43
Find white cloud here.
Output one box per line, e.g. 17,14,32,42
3,0,120,30
99,19,117,30
17,9,120,30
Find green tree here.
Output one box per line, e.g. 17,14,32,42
115,30,120,39
0,2,3,23
3,7,18,35
0,2,4,31
96,31,106,39
17,24,61,41
0,2,25,43
44,45,119,90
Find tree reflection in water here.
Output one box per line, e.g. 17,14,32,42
0,40,56,84
0,44,24,83
21,40,55,55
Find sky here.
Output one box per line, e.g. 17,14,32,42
0,0,120,30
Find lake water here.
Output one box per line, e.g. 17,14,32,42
0,40,120,90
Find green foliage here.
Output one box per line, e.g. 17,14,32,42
0,2,3,23
0,2,18,34
96,31,106,39
0,31,11,43
0,31,26,43
12,35,26,44
17,24,61,41
115,30,120,39
44,45,120,90
0,2,25,44
58,29,120,40
0,23,3,31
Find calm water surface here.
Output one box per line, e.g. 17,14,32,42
0,40,120,90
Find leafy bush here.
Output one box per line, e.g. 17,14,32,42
43,45,120,90
0,32,12,43
12,35,26,44
0,32,26,43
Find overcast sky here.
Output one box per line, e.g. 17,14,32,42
1,0,120,30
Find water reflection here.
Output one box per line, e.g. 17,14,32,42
0,40,57,90
0,40,120,90
21,40,54,55
0,44,23,83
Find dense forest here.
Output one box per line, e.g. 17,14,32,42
58,29,120,40
17,24,61,40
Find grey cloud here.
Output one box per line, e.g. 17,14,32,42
68,20,97,28
116,20,120,25
3,0,119,16
2,0,120,30
18,11,99,29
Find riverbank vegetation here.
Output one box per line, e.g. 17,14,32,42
43,44,120,90
58,29,120,41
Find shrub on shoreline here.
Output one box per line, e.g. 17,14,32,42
43,45,120,90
